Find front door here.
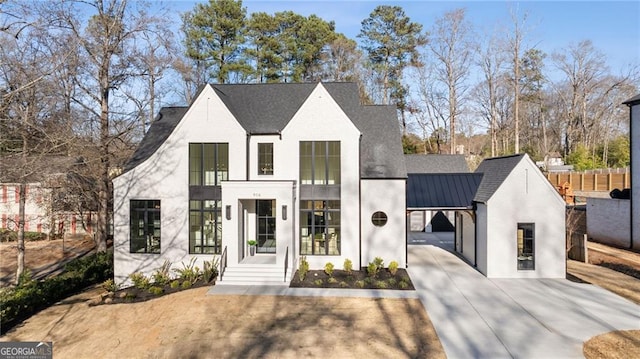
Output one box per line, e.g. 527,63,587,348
256,200,276,253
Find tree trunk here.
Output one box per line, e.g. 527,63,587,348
96,64,110,253
16,183,26,284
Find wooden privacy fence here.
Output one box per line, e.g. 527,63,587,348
567,233,588,262
547,169,630,192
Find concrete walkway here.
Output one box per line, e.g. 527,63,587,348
408,232,640,359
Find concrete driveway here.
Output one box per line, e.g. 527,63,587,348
407,232,640,359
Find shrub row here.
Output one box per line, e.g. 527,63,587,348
0,229,48,242
0,250,113,333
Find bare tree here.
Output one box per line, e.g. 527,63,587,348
506,7,530,154
427,8,474,154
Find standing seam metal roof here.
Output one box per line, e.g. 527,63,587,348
406,173,483,209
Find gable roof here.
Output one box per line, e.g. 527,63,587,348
407,173,483,209
473,154,525,203
405,154,469,174
623,94,640,106
124,107,187,172
122,82,406,179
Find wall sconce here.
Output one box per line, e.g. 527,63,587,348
225,205,231,220
282,205,287,220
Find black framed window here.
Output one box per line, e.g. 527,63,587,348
300,200,340,255
258,143,273,175
130,200,160,254
189,143,228,186
190,200,222,254
300,141,340,185
256,200,276,253
517,223,535,270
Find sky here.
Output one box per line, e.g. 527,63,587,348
164,0,640,78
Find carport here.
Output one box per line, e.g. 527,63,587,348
406,173,482,265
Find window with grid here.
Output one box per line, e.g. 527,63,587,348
517,223,535,270
130,200,161,254
258,143,273,175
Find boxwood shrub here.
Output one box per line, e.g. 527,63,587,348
0,229,48,242
0,250,113,334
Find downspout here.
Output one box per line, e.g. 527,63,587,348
629,104,634,249
246,133,250,181
358,134,362,270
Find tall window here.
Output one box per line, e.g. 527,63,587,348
189,143,228,186
258,143,274,175
257,200,276,253
130,200,161,254
190,200,222,254
300,200,340,255
517,223,535,270
300,141,340,185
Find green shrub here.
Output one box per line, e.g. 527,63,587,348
373,257,384,270
339,281,349,288
102,279,119,292
129,272,150,290
0,229,47,242
173,258,201,283
367,262,378,277
343,259,353,274
202,257,220,283
364,277,374,285
313,279,323,286
327,277,338,284
181,280,192,289
324,262,334,277
124,292,137,302
399,279,409,289
355,280,365,288
151,260,172,286
170,280,180,289
0,250,113,333
387,278,397,286
388,261,399,276
298,256,309,281
375,281,388,289
148,286,164,295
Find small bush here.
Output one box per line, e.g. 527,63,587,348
298,256,309,281
203,257,220,283
124,292,137,302
102,279,119,292
399,279,409,289
324,262,334,277
173,258,201,283
373,257,384,270
375,281,388,289
355,280,365,288
388,261,399,276
367,262,378,277
327,277,338,284
170,280,180,289
364,277,374,285
387,278,397,286
313,279,323,286
151,260,172,286
339,281,349,288
343,259,353,274
0,229,47,242
148,286,164,295
181,280,192,289
129,272,150,290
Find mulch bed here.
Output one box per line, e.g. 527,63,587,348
289,268,415,290
90,280,212,305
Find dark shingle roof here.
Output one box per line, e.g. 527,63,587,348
123,83,406,178
124,107,187,172
405,154,469,174
473,154,525,203
407,173,483,209
623,94,640,106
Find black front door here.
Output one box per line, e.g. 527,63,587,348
256,200,276,253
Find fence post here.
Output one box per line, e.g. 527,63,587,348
583,234,588,263
608,173,612,191
580,173,584,191
594,174,598,191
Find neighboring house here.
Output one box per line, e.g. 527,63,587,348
0,156,96,237
623,94,640,247
113,82,407,285
405,154,469,232
407,154,566,279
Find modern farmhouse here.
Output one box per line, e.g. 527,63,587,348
112,82,407,284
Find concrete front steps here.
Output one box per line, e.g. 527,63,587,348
218,264,293,286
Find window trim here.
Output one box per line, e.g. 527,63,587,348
258,143,274,175
129,200,161,254
189,200,222,255
517,223,535,271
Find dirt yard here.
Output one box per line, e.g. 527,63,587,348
0,237,96,286
1,286,445,359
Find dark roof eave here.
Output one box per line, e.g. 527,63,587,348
407,206,474,211
623,94,640,106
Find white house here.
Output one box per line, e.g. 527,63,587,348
471,154,566,278
112,82,407,285
623,94,640,246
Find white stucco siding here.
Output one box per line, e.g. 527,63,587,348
632,104,639,243
475,204,488,275
282,84,361,269
360,180,407,268
113,85,248,283
485,159,566,278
